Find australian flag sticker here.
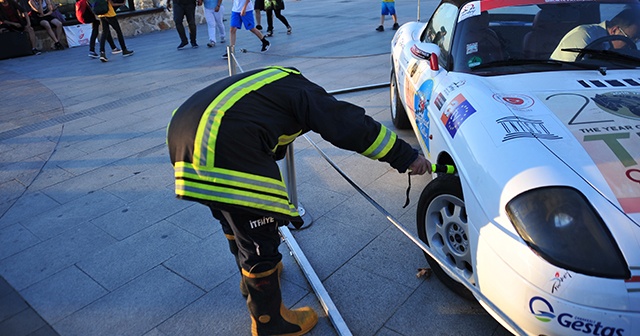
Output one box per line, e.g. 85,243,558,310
440,93,476,138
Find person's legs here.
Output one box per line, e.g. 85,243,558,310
89,20,100,52
265,9,273,35
204,6,216,43
213,5,225,42
24,25,37,49
107,16,132,55
274,9,289,29
217,210,317,335
99,17,109,61
184,2,197,46
50,18,62,41
39,20,58,43
173,2,188,47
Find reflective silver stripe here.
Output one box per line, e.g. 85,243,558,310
176,165,288,196
363,126,396,160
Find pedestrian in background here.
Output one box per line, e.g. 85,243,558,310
167,66,430,336
75,0,120,58
168,0,202,49
97,0,133,62
376,0,399,32
0,0,40,54
203,0,225,47
222,0,269,59
264,0,290,37
27,0,63,49
253,0,262,30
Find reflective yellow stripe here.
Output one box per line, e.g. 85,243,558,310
193,68,291,167
175,162,289,197
174,162,298,217
272,131,302,152
361,125,397,160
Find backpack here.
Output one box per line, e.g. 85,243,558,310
88,0,109,15
75,0,95,23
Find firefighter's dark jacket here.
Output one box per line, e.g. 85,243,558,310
167,66,418,227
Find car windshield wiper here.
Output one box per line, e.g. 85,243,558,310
561,48,640,65
469,58,601,71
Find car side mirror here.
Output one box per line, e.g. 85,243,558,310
409,42,441,71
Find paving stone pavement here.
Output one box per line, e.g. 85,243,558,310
0,0,513,335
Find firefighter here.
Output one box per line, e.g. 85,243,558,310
167,66,430,336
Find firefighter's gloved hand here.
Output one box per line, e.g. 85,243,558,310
408,154,430,175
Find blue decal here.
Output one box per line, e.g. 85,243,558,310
414,80,434,152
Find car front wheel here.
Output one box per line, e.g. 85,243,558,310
417,174,475,301
390,69,411,129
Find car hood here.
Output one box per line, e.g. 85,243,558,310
471,70,640,224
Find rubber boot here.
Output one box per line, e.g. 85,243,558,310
244,262,318,336
226,236,249,297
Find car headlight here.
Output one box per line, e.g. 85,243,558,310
506,187,629,279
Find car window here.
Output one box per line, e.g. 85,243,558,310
422,3,458,69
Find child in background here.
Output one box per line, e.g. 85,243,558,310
376,0,399,32
222,0,269,58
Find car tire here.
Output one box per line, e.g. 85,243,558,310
390,69,411,130
417,174,476,301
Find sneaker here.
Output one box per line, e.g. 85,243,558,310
122,49,134,57
287,26,292,35
88,51,99,58
222,53,228,59
392,22,400,30
266,30,273,37
112,47,122,54
256,24,262,30
261,38,270,52
54,41,64,50
192,42,199,48
177,42,188,50
100,51,108,62
207,41,215,48
220,37,225,43
376,25,384,32
32,48,41,55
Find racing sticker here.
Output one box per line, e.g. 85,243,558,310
414,80,434,152
440,93,476,138
458,1,480,22
528,296,627,335
549,271,572,294
540,91,640,214
493,93,535,111
496,116,562,142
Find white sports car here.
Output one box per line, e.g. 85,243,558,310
390,0,640,334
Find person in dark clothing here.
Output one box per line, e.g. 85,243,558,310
167,0,201,49
0,0,39,54
264,0,290,36
97,0,133,62
167,66,430,336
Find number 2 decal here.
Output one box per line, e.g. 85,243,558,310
546,93,614,125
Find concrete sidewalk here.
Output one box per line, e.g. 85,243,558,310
0,0,511,335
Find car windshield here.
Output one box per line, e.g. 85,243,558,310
451,0,640,74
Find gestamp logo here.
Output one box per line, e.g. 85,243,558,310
529,296,555,322
528,296,626,336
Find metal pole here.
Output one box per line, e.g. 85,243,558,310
279,226,353,336
280,144,312,228
417,0,421,22
227,45,236,76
